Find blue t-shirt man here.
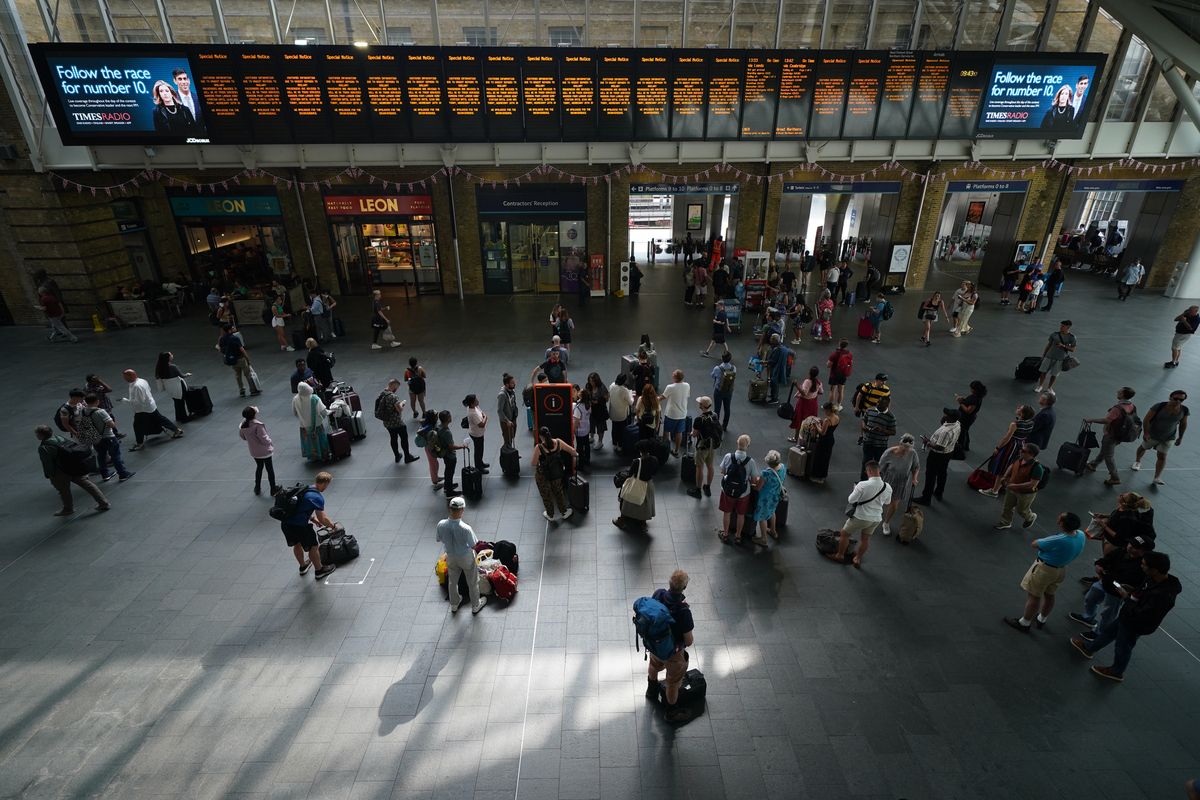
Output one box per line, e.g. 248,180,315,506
281,487,325,552
1035,529,1086,568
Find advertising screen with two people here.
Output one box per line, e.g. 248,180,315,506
39,52,207,143
977,56,1105,139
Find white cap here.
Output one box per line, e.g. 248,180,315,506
449,496,466,509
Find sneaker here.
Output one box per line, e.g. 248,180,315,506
1069,636,1093,658
699,351,711,358
1152,477,1165,485
450,597,465,614
119,471,134,482
1090,665,1123,682
314,564,336,580
978,489,999,497
96,504,110,512
1103,477,1121,486
250,390,262,397
390,342,402,348
171,430,184,439
100,472,114,482
1129,461,1142,471
1080,631,1096,642
686,488,701,499
702,484,712,497
993,522,1012,530
129,444,143,451
1068,612,1094,627
371,343,383,350
299,560,312,576
1163,361,1177,368
881,522,891,536
562,508,574,520
542,511,555,521
1022,512,1038,529
471,597,488,615
53,508,73,516
404,455,420,463
285,346,295,352
1003,616,1031,633
1034,386,1043,393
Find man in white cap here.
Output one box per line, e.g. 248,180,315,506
437,496,487,614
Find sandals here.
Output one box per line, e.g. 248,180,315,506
768,527,779,540
718,531,730,544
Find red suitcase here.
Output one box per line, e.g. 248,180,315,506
342,391,362,413
328,428,352,460
857,316,874,340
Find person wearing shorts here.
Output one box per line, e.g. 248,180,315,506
1036,320,1076,393
1166,305,1199,368
1004,513,1086,632
717,436,761,544
659,370,691,457
280,471,338,580
1131,391,1188,485
645,570,695,723
825,339,852,410
686,397,721,499
826,461,891,568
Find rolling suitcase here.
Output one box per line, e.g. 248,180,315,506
461,437,483,498
748,378,769,404
346,410,367,440
898,507,923,544
620,422,640,454
328,428,352,460
787,445,810,479
857,315,874,340
567,474,589,513
620,354,638,381
342,391,362,413
651,437,671,464
500,445,521,478
1056,441,1090,475
680,442,696,485
184,385,212,417
1015,355,1042,381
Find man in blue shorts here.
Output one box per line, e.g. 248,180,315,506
281,471,338,580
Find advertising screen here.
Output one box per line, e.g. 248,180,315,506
976,56,1105,138
29,43,1106,146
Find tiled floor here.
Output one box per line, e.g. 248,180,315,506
1,262,1198,800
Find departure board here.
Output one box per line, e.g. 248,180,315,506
940,52,991,140
842,53,885,139
28,42,1105,146
875,50,916,139
443,50,485,141
522,50,561,141
706,53,743,140
740,54,780,138
810,55,850,139
670,52,706,140
560,52,596,141
775,53,815,138
908,51,951,137
597,52,635,140
482,52,522,141
634,54,669,140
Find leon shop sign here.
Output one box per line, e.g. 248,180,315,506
323,195,433,216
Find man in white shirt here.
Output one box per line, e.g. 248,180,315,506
608,373,634,448
827,460,892,568
659,370,691,457
120,369,183,450
825,264,841,298
172,69,202,129
1117,259,1144,301
914,409,961,506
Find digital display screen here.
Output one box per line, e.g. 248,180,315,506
977,56,1104,139
28,43,1105,146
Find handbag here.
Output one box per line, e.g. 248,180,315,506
845,483,887,517
776,386,796,420
382,326,396,343
967,457,997,491
618,459,649,506
1061,355,1080,372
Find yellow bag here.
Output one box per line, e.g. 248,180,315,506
435,553,448,585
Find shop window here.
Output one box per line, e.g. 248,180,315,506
1047,0,1088,51
461,26,498,45
548,26,582,46
1104,36,1153,123
1005,0,1048,51
778,0,823,50
1142,67,1181,123
869,0,917,49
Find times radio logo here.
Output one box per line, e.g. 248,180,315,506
984,110,1030,122
72,112,131,122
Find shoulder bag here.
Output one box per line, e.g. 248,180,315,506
845,483,887,517
619,459,648,506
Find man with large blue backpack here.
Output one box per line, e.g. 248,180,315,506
633,569,696,723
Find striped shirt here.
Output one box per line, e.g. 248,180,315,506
926,421,961,454
861,409,896,448
856,382,891,412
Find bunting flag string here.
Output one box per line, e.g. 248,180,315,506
45,154,1200,198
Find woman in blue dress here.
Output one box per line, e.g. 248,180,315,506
751,450,786,547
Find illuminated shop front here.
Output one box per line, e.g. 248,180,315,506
168,190,293,285
323,193,441,295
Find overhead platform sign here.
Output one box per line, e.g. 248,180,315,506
29,42,1104,147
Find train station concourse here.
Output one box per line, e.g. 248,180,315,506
1,0,1200,798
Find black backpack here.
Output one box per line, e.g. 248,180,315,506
373,391,392,421
721,454,749,497
53,403,72,432
695,413,723,450
55,439,95,476
221,335,241,365
270,483,311,521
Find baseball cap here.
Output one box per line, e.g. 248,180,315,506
1130,535,1153,550
449,496,466,510
875,372,888,381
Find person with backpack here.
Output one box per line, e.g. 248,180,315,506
1131,390,1188,486
56,389,86,440
709,352,736,431
532,426,577,522
305,338,335,389
375,379,419,465
717,434,762,545
990,443,1049,531
415,410,443,488
686,397,723,498
825,460,892,568
83,393,134,483
1002,511,1086,633
866,293,892,343
638,569,695,723
277,472,337,580
239,405,279,496
826,339,853,410
35,424,109,515
1085,387,1139,487
404,357,428,419
218,323,261,398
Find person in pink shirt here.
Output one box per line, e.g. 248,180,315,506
239,406,278,496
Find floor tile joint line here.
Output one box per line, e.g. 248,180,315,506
513,519,550,800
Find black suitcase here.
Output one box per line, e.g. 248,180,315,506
567,474,589,513
748,379,769,404
651,437,671,464
1015,356,1042,381
328,428,352,460
184,385,212,417
462,465,483,498
620,422,640,454
500,445,520,478
681,445,696,485
1056,441,1090,475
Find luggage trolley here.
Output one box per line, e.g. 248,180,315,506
719,298,742,333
